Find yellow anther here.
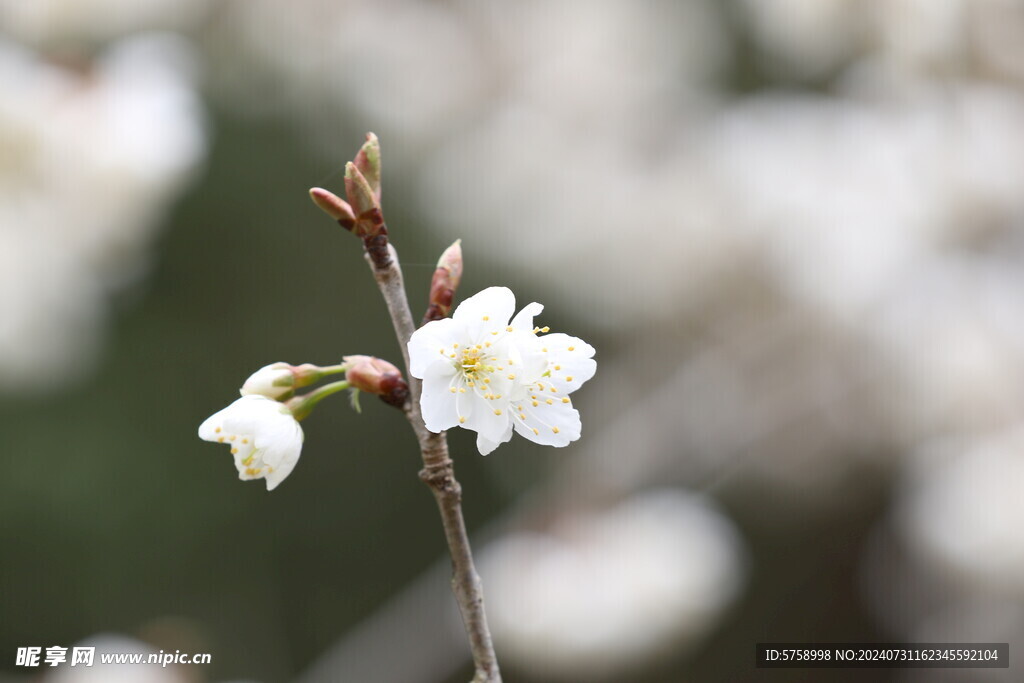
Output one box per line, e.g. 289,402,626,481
242,438,249,444
542,348,548,352
568,346,575,351
507,374,516,380
554,365,561,371
562,397,570,403
491,331,498,336
519,413,527,420
453,343,459,348
494,409,502,416
532,428,539,435
214,427,222,434
229,435,236,441
506,326,514,332
495,394,502,399
531,395,538,400
483,378,491,384
546,399,553,405
217,437,225,443
541,326,550,333
459,416,466,424
449,353,456,358
566,376,573,382
449,387,457,393
485,342,492,347
459,388,466,393
552,426,560,434
242,455,254,466
508,359,514,365
245,467,260,476
537,382,545,390
231,447,239,454
532,401,539,407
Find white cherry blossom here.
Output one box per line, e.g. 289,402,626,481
198,395,304,490
408,286,596,455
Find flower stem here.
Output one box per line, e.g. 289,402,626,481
287,380,350,421
364,241,502,682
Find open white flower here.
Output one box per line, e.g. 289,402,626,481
198,395,304,490
408,286,596,455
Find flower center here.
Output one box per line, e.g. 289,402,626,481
457,346,495,380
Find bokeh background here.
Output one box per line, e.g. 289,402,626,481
3,1,1024,681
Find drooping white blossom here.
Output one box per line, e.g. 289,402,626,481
198,395,304,490
408,286,595,455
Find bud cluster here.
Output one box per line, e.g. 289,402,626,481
309,132,390,268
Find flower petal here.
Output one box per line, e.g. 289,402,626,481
463,391,513,444
510,392,582,447
420,361,462,433
476,420,513,455
537,333,596,395
452,286,516,340
509,301,544,331
408,317,459,378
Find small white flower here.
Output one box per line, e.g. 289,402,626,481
198,395,304,490
240,362,294,400
408,286,596,455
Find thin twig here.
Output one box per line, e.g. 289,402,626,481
365,242,502,683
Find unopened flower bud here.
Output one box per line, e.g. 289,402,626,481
354,132,381,201
343,355,409,408
423,239,463,324
240,362,334,400
309,187,356,231
345,163,382,220
240,363,297,400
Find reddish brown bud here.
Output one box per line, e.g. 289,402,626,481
309,187,356,231
354,132,381,201
343,355,409,408
423,239,463,324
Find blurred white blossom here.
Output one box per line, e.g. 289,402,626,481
481,490,745,681
0,34,205,392
0,0,210,47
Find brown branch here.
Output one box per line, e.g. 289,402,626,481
365,242,502,683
